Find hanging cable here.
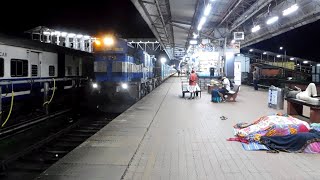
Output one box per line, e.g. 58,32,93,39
1,84,14,128
43,78,56,106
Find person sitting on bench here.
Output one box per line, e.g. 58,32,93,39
285,83,319,103
213,76,230,102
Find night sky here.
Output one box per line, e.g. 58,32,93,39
0,0,154,38
250,20,320,61
0,0,319,61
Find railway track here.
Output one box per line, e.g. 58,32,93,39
0,112,118,180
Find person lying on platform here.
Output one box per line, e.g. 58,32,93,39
285,83,319,102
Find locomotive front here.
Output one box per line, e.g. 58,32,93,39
89,36,155,113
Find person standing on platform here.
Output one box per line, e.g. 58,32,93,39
188,70,197,99
253,68,259,90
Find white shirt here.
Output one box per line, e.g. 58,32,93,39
222,78,231,91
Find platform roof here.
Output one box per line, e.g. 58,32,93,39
131,0,320,60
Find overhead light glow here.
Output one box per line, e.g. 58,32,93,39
263,52,267,55
193,32,198,39
84,35,90,39
277,55,281,58
249,49,253,52
43,31,50,35
251,25,261,33
103,37,114,46
54,31,61,36
68,33,76,37
266,16,279,25
290,57,295,60
280,47,283,50
187,45,191,53
199,17,207,25
76,34,83,38
161,57,167,64
197,16,207,30
231,39,235,44
317,64,320,67
190,40,198,45
92,83,98,89
283,4,299,16
61,32,67,37
303,61,308,64
204,4,212,16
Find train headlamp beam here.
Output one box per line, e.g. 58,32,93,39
104,37,114,46
92,83,98,89
121,83,128,89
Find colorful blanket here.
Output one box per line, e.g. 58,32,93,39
260,130,320,152
242,142,269,151
310,123,320,132
234,114,310,142
304,142,320,153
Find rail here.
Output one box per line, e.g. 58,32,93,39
0,109,71,140
0,112,116,178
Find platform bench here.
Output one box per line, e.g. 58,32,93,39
285,98,320,123
226,85,241,102
181,81,201,98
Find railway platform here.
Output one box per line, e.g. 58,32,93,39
37,77,320,180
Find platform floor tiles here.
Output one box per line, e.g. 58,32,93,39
38,77,320,180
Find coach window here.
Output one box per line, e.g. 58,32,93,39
11,59,28,77
49,66,55,76
67,66,72,76
31,65,38,77
76,67,80,76
0,58,4,77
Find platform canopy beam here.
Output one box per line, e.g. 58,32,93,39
131,0,320,59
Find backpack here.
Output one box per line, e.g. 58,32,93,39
229,79,234,89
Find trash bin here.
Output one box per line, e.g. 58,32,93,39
268,86,284,110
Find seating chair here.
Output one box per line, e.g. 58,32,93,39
226,85,241,102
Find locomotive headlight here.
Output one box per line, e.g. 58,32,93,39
95,40,101,46
121,83,128,89
104,37,114,46
92,83,98,89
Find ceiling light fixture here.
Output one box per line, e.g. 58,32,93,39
283,4,299,16
266,16,279,25
251,25,261,32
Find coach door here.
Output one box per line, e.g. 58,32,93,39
29,51,41,78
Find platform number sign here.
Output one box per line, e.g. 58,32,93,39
233,32,244,40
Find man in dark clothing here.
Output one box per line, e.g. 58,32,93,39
253,68,259,90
